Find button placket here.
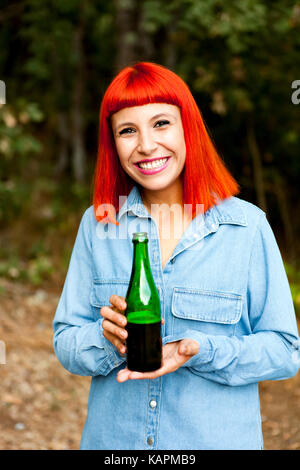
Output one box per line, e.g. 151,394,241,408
146,378,161,449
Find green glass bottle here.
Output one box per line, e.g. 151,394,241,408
125,232,162,372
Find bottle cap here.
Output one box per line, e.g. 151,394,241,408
132,232,148,242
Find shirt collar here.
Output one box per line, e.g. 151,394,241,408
206,195,248,228
117,185,152,220
117,185,247,227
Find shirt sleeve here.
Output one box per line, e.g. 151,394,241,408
164,213,300,386
52,208,125,376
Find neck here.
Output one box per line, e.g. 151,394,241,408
140,178,192,238
141,178,184,213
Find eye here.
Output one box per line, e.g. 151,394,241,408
119,127,135,136
154,120,170,128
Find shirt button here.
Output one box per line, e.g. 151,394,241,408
149,399,157,408
147,436,154,446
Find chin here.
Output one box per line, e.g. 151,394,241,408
137,179,174,192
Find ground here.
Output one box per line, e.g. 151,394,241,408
0,278,299,450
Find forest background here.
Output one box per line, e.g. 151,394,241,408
0,0,299,450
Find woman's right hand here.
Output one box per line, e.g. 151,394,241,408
100,295,128,355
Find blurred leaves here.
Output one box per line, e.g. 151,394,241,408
0,253,54,286
285,262,300,317
0,100,44,225
0,0,299,286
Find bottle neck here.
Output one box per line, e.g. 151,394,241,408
132,241,150,275
126,238,161,324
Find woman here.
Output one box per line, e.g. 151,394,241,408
53,62,299,450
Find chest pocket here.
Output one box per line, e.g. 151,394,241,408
171,287,243,336
90,279,130,320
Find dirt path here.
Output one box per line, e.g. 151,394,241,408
0,279,299,450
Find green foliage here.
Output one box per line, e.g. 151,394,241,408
0,100,44,224
285,262,300,318
0,253,54,286
0,0,299,286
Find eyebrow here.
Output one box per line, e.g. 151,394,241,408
115,113,176,131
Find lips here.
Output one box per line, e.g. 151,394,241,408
134,156,171,175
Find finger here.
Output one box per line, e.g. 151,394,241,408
118,369,154,381
103,329,127,355
178,339,199,356
126,360,172,380
109,295,127,311
127,369,164,380
102,318,128,341
161,317,165,325
122,350,190,381
103,328,126,351
100,306,127,328
117,368,132,383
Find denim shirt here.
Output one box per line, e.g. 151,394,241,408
53,185,299,450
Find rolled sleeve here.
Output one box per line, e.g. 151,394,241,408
53,208,125,376
164,213,299,385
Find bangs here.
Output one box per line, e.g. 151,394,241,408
103,64,182,118
94,61,239,225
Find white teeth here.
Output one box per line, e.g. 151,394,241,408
138,158,168,169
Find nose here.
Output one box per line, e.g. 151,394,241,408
137,129,157,155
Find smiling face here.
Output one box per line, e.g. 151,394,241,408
111,103,186,193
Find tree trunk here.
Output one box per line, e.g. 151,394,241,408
271,171,296,264
51,48,70,177
164,18,178,70
71,2,87,182
247,115,267,212
55,111,70,176
136,2,155,61
113,0,138,72
165,32,177,72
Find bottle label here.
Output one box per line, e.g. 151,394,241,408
126,310,160,324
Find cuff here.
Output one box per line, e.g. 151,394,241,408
99,320,126,370
163,330,213,368
78,319,125,374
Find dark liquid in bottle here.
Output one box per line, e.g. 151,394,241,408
125,321,162,372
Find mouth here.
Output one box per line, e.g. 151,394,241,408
134,156,171,175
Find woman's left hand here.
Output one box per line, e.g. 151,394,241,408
116,339,199,382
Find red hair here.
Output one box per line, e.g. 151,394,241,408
93,62,239,224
